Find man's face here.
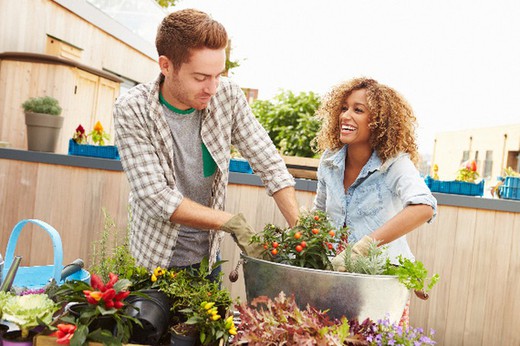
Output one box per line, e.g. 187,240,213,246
160,48,227,110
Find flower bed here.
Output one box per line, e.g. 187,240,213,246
68,139,119,160
499,176,520,200
424,176,484,196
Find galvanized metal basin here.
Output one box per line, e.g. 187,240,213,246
241,254,410,323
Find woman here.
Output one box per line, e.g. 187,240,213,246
313,77,437,269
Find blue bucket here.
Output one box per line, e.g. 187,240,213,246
2,219,90,289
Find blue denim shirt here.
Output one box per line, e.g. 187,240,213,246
313,146,437,263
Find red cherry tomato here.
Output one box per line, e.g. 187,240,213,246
314,215,320,221
272,242,279,248
300,241,307,248
295,245,303,252
312,228,319,235
328,230,335,237
327,243,333,250
271,248,278,255
294,232,302,239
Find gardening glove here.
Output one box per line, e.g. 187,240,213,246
331,235,374,272
221,213,264,258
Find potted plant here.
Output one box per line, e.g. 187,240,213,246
48,272,142,345
156,258,235,346
0,293,59,345
22,96,64,152
245,210,439,322
425,160,484,197
68,122,120,159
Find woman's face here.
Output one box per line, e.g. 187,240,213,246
338,88,371,147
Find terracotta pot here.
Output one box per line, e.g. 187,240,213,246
24,112,64,152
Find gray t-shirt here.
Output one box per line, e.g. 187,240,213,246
162,104,215,267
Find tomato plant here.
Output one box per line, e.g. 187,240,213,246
251,210,349,270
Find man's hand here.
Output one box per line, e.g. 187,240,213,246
331,235,374,272
221,214,264,258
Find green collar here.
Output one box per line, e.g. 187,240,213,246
159,92,195,114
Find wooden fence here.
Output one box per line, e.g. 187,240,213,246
1,156,519,345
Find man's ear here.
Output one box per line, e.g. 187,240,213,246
158,55,173,75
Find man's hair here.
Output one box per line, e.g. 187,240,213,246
156,9,228,70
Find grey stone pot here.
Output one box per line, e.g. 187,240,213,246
24,112,64,152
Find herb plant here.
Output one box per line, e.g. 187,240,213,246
22,96,62,116
250,210,349,270
89,209,149,288
339,239,440,296
384,256,440,296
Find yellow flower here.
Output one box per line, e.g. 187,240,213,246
151,274,157,282
211,314,221,321
203,302,215,310
153,267,165,277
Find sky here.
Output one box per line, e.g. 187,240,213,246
163,0,520,156
170,0,520,154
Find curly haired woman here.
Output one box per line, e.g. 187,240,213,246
313,77,437,269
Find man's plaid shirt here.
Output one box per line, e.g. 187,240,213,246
114,74,295,270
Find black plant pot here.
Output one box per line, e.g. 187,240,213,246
66,303,117,333
170,332,197,346
125,289,172,345
0,324,11,346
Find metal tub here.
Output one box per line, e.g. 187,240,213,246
241,254,410,323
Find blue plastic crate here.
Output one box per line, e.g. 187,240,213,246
425,176,484,197
229,158,253,174
499,176,520,200
68,139,120,159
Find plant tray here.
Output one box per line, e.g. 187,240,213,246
68,139,119,159
229,158,253,174
499,176,520,200
425,176,484,197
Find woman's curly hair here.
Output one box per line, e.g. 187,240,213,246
315,77,419,164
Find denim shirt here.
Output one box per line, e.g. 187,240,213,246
313,146,437,263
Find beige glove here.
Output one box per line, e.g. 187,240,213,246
221,213,264,258
331,235,374,272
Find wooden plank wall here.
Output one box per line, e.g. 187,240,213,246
407,206,520,345
1,157,519,345
0,0,158,84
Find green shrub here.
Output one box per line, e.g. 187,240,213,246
252,90,321,158
21,96,62,116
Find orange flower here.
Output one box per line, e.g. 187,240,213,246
93,121,104,132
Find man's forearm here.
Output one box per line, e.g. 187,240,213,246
272,186,300,227
169,198,234,230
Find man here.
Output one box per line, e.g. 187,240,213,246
114,9,299,271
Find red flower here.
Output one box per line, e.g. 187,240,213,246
465,160,477,172
51,324,77,345
83,273,128,310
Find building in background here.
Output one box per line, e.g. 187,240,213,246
432,124,520,189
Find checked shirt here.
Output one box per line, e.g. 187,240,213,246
114,74,295,270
